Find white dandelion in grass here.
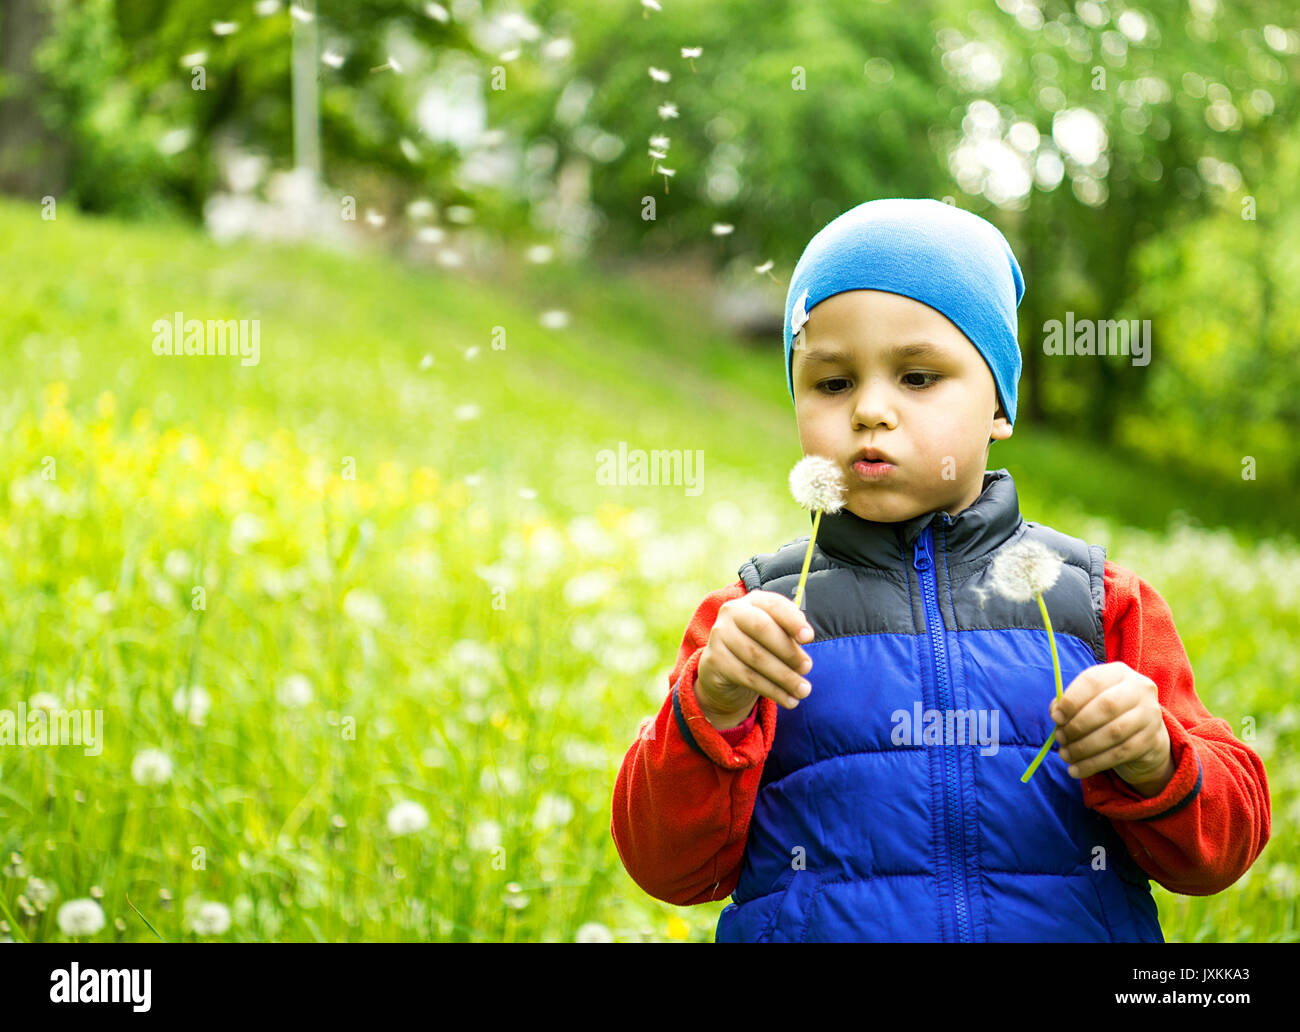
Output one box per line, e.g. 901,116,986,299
278,674,313,708
788,455,849,610
172,684,211,725
29,692,60,712
387,800,429,835
26,877,54,910
131,748,173,786
57,898,105,937
187,901,232,936
343,588,386,626
575,921,614,942
972,538,1069,784
533,792,575,831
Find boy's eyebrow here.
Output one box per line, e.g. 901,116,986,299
799,341,954,366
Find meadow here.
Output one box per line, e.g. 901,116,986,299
0,197,1295,941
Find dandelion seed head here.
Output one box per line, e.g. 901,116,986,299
755,259,774,274
131,748,173,786
386,800,429,835
649,67,671,83
187,901,232,936
984,538,1066,602
711,223,734,236
657,103,679,119
682,47,703,58
789,455,848,514
56,898,104,937
575,921,614,942
648,135,670,149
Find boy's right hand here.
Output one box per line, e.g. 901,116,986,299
694,590,815,729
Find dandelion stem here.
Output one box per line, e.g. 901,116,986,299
793,509,822,610
1020,591,1065,784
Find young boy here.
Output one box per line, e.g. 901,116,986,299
610,198,1271,942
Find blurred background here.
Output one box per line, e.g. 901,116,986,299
0,0,1295,942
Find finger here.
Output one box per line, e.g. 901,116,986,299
749,590,816,649
1050,662,1129,727
714,634,806,710
735,594,814,676
1056,705,1147,767
1054,679,1146,747
1061,723,1160,779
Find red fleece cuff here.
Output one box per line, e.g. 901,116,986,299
1080,707,1201,820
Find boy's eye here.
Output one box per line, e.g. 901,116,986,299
817,373,942,393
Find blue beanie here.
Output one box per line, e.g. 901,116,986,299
783,198,1025,425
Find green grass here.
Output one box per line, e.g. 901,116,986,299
0,196,1294,942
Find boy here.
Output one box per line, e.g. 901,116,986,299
610,198,1270,942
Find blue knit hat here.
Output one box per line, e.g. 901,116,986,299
783,198,1025,425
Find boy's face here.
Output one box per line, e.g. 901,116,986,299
791,289,1013,524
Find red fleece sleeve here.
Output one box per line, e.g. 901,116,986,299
610,579,779,905
1078,560,1271,895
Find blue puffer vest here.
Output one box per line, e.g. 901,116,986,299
712,469,1163,942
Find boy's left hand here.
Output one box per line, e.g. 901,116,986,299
1049,661,1175,794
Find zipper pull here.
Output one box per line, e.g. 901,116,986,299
913,527,933,571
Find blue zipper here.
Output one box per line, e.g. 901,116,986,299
913,519,970,943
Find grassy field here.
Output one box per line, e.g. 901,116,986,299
0,196,1294,941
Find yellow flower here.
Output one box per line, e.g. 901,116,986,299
43,381,68,410
666,915,690,941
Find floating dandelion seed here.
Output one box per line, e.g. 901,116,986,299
789,456,848,609
419,353,434,370
649,67,671,83
500,48,521,61
641,0,662,15
755,259,779,282
254,0,281,15
424,1,449,21
656,165,675,193
399,137,421,162
370,54,401,73
288,2,313,23
179,51,207,68
971,539,1070,784
711,223,734,236
649,134,670,150
657,102,679,119
211,20,239,35
682,46,702,71
525,244,553,263
57,899,104,937
321,49,345,68
648,147,667,173
540,310,569,329
365,209,386,227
